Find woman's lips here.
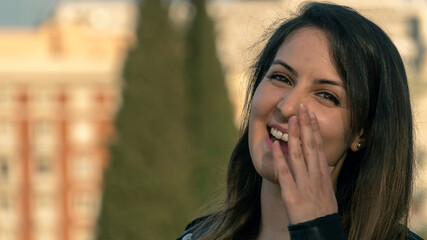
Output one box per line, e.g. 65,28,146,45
270,127,288,141
265,127,335,175
265,130,288,153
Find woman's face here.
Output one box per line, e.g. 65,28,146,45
248,27,358,183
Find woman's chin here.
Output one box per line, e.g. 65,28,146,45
251,153,279,183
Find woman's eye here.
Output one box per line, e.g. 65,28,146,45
317,92,340,106
269,73,292,85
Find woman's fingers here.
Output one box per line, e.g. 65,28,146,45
297,104,320,177
272,140,296,191
309,111,329,177
287,115,309,183
281,106,329,181
273,105,337,224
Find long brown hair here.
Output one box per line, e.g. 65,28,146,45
192,2,414,239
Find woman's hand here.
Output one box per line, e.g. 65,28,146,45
272,103,338,224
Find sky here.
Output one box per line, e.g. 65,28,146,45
0,0,135,27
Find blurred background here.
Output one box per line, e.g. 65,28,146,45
0,0,426,239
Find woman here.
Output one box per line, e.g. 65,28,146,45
177,2,424,240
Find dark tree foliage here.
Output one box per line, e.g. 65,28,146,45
97,0,236,238
96,0,194,239
185,0,236,205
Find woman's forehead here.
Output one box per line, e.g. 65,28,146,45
272,27,343,85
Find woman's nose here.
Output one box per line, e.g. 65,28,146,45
276,89,306,120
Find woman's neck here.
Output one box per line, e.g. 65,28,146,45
257,179,290,240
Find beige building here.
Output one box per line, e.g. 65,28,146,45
0,1,136,240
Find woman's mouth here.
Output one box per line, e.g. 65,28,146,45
270,127,289,142
266,127,289,153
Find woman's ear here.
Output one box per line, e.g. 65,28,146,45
350,130,365,152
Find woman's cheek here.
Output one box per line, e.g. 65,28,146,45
316,111,352,166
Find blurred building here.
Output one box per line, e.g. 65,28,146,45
0,1,136,240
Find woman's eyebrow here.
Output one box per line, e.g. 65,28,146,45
273,59,344,88
314,79,344,88
272,60,298,77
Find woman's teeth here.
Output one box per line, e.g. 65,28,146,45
270,127,288,141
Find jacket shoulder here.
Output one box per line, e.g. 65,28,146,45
409,231,424,240
185,215,210,230
176,215,210,240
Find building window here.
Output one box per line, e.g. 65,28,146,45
33,228,58,240
29,88,56,111
70,191,100,221
32,121,57,151
69,153,99,182
32,155,58,192
69,88,94,113
0,87,16,111
0,192,17,227
0,194,10,211
0,121,16,150
70,227,95,240
35,156,53,174
33,193,58,224
0,229,17,240
0,157,9,181
0,155,16,185
69,120,96,146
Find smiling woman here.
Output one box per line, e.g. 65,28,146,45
177,2,424,240
249,28,353,189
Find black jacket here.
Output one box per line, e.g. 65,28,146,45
176,213,424,240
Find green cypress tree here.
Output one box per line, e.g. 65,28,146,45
96,0,194,239
185,0,237,207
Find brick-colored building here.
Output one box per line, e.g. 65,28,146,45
0,1,136,240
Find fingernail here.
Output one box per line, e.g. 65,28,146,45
299,103,307,112
309,111,316,120
290,115,298,123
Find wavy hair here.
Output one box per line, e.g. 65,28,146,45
192,2,414,239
